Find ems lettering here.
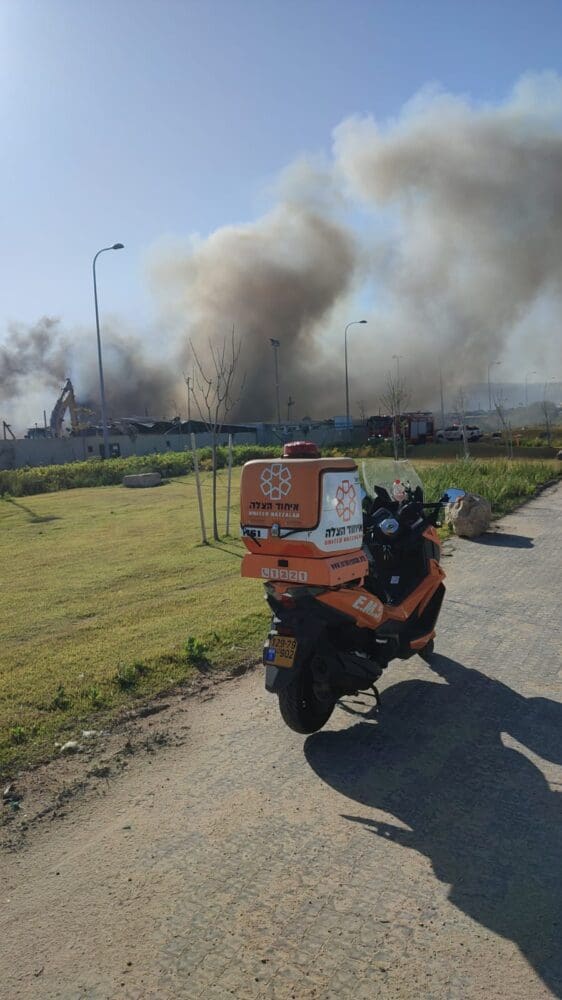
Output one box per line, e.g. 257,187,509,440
352,595,382,619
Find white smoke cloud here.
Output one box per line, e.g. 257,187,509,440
3,73,562,431
333,72,562,389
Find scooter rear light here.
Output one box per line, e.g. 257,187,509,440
277,594,297,608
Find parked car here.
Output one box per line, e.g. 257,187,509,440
465,425,483,441
435,425,463,442
436,424,482,443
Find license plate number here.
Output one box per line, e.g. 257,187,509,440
264,635,297,668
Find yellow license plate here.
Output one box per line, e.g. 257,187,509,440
264,635,298,668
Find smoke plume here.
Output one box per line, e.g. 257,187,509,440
152,197,357,420
0,317,69,398
2,73,562,430
333,72,562,388
78,330,179,420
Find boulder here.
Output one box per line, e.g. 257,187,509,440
445,492,492,539
122,472,162,488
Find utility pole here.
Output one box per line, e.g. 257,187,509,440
92,243,124,458
525,371,536,407
488,360,501,411
344,320,367,431
270,338,281,425
184,373,192,424
439,366,446,431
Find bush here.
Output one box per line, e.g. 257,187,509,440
114,661,148,691
0,445,282,498
49,684,71,711
9,725,27,745
84,685,106,709
421,459,560,517
184,636,208,666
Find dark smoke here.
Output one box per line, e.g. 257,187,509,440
3,74,562,430
77,330,180,419
0,319,180,428
154,199,357,421
0,317,69,397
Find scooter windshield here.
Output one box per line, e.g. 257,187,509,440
360,459,424,502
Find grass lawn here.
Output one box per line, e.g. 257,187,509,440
0,469,266,772
1,457,560,773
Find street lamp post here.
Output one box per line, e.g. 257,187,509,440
439,365,446,431
344,320,367,431
525,370,536,407
93,243,124,458
270,339,281,425
488,360,501,411
392,354,404,452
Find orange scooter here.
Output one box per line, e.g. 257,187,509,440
240,443,463,733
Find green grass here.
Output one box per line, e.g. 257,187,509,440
0,468,267,773
1,457,560,774
418,458,561,516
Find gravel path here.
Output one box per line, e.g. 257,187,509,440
3,484,562,1000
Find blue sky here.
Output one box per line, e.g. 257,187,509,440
2,0,562,333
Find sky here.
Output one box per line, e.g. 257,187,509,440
1,0,562,425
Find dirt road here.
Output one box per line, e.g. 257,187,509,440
3,484,562,1000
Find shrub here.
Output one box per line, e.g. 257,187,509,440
84,685,106,709
184,636,208,666
0,445,282,497
49,684,71,711
114,661,148,691
421,459,560,517
9,725,27,745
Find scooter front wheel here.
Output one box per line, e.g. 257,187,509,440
277,662,336,734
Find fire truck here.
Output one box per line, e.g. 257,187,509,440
367,412,434,445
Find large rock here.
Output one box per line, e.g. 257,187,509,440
445,492,492,538
122,472,162,488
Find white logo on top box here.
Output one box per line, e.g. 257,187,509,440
306,471,364,552
259,464,292,500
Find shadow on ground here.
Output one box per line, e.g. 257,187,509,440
475,532,534,548
4,498,60,523
305,655,562,997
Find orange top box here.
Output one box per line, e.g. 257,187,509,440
240,457,369,587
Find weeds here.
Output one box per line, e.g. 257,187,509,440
9,726,27,745
184,636,209,667
84,685,106,709
49,684,71,711
114,661,149,691
421,459,560,517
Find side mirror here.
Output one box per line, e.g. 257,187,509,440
443,488,465,503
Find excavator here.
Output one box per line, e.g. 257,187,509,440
49,379,81,437
24,380,94,439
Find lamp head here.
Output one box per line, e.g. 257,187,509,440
112,243,124,250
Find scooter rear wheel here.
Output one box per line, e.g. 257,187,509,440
277,663,336,734
419,639,435,663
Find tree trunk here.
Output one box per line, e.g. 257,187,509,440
212,438,219,541
225,433,233,535
191,432,207,544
